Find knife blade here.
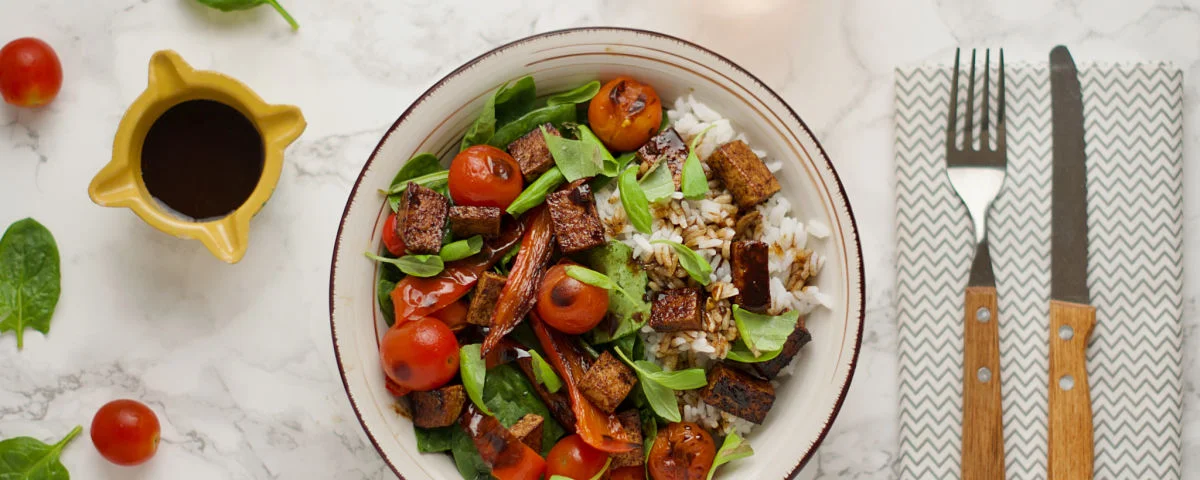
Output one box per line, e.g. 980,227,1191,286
1047,44,1096,480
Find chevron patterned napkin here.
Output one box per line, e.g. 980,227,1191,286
894,62,1184,479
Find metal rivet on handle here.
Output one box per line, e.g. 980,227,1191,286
975,307,991,322
1059,325,1074,341
1059,375,1075,391
977,367,991,383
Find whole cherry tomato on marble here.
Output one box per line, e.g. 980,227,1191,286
0,38,63,108
90,399,161,466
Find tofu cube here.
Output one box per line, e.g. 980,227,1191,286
578,352,637,413
449,205,502,238
706,140,781,208
612,410,645,467
467,272,507,326
701,363,776,424
732,240,771,312
401,183,449,254
636,127,689,188
508,413,545,454
546,179,606,254
507,123,560,180
649,287,704,332
411,384,467,428
750,322,811,379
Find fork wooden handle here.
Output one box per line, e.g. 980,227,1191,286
961,286,1006,480
1048,300,1096,480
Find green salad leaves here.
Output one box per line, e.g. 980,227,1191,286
0,218,62,350
725,306,800,362
439,236,483,262
681,125,717,199
618,165,653,234
195,0,299,30
385,153,444,212
613,347,706,422
459,344,492,415
546,81,601,106
707,431,754,480
528,349,562,393
365,252,444,278
0,425,82,479
579,242,650,344
506,167,566,216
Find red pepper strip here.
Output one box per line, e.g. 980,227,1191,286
460,403,546,480
390,218,524,325
481,207,555,356
530,312,638,453
485,339,577,431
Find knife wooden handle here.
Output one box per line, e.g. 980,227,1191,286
1048,299,1096,480
961,286,1006,480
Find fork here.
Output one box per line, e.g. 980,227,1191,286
946,48,1008,480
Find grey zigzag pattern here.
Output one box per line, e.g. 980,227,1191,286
894,63,1183,479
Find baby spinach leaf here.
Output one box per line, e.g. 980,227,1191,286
376,274,398,326
575,125,618,176
639,363,707,390
642,409,658,465
459,343,492,416
546,81,601,106
451,427,490,480
681,125,717,200
195,0,299,30
494,76,537,125
439,236,483,262
543,127,605,182
658,110,671,133
364,252,444,278
507,167,566,216
618,166,652,234
461,81,505,151
414,425,457,453
381,170,450,196
639,159,675,202
613,347,707,422
488,104,577,149
528,349,562,394
650,240,712,286
0,425,82,479
0,218,62,350
564,265,640,305
724,339,784,363
580,242,649,343
731,305,798,358
483,363,566,455
387,153,443,212
707,431,754,480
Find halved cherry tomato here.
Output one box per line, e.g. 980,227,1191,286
588,76,662,152
449,145,524,209
429,298,469,331
536,263,609,334
90,399,160,466
381,212,406,256
647,422,715,480
379,318,459,391
0,38,62,108
546,434,609,480
609,465,647,480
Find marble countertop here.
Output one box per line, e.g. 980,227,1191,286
1,0,1195,478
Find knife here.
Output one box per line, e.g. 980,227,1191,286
1047,45,1095,480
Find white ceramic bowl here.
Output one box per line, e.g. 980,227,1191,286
330,27,864,479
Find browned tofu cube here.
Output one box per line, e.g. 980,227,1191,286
467,272,507,326
508,413,544,454
400,183,449,254
701,363,775,424
449,206,501,238
578,352,637,413
410,384,467,428
612,410,644,467
749,322,811,379
649,287,704,332
706,140,780,208
636,127,689,188
546,179,606,254
732,240,770,312
507,123,560,180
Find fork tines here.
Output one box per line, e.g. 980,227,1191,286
946,48,1006,165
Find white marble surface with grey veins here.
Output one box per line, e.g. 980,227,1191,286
1,0,1196,478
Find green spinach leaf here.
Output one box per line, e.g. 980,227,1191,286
650,240,712,286
439,236,483,262
364,252,444,278
528,349,562,394
459,343,492,415
546,81,601,106
494,76,537,125
488,104,577,149
506,167,566,216
543,127,606,182
575,125,618,176
451,427,490,480
0,218,62,350
386,153,444,212
381,170,449,196
483,364,566,455
580,242,649,343
613,347,706,422
724,339,784,363
413,425,457,453
707,431,754,480
0,425,82,479
731,305,798,358
194,0,299,30
618,166,652,234
681,125,717,200
639,158,675,202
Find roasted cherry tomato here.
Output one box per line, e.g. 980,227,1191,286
428,298,469,331
588,76,662,152
379,317,460,391
647,422,716,480
546,434,610,480
449,145,524,209
609,465,648,480
381,212,406,256
0,38,63,108
90,399,160,466
536,263,609,334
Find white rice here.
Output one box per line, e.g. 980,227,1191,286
596,95,828,435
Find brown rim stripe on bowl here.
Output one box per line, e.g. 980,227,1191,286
330,27,865,480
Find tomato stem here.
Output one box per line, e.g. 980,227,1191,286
264,0,299,30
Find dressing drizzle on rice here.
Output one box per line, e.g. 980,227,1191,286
595,95,831,436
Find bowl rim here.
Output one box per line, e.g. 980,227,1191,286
329,26,865,480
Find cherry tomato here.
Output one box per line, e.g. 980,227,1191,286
609,465,647,480
379,317,460,391
449,145,523,209
0,38,63,108
428,298,469,331
90,399,160,466
546,434,610,480
536,263,609,335
647,423,715,480
381,212,406,256
588,76,662,152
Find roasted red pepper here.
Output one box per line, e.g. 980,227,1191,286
390,218,524,325
460,403,546,480
481,207,555,356
531,312,638,453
